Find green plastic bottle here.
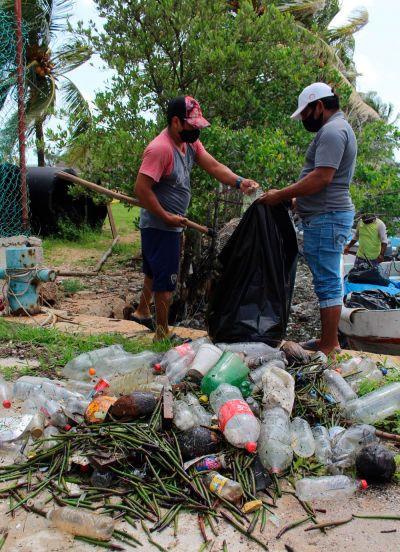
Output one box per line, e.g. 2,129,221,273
200,352,251,397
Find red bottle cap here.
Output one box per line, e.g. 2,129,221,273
245,442,257,453
80,464,90,472
64,424,72,431
2,400,11,409
154,363,162,372
360,479,368,490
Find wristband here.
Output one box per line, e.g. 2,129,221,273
235,177,243,190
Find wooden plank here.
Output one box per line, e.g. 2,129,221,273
162,386,174,429
107,203,118,240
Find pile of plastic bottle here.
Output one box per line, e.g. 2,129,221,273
1,336,399,507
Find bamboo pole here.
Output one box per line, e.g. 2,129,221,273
56,171,215,237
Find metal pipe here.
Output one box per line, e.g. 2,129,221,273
14,0,29,231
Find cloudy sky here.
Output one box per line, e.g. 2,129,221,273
65,0,400,123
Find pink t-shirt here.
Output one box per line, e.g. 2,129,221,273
139,128,206,182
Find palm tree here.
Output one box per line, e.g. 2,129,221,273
227,0,380,126
0,0,92,166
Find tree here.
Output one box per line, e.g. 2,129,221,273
0,0,92,166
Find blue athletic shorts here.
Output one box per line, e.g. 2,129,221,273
140,228,181,292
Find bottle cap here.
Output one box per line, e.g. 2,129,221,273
154,363,162,372
360,479,368,490
381,368,388,376
64,424,72,431
88,367,96,376
2,399,11,409
245,442,257,453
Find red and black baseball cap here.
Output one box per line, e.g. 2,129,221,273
167,95,210,129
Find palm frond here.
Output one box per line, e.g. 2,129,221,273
51,40,92,75
276,0,326,17
24,74,56,130
59,77,91,137
327,8,368,42
47,0,75,37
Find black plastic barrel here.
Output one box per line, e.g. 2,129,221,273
27,166,107,236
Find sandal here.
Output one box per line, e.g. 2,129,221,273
123,306,155,331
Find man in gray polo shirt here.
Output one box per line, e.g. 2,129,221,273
259,83,357,355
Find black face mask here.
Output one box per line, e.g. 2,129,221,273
302,107,324,133
179,128,200,143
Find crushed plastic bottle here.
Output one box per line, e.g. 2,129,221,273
249,360,287,392
210,383,260,452
329,424,377,472
173,399,197,431
345,382,400,424
203,471,243,502
295,475,367,502
322,369,357,406
177,426,220,461
185,393,212,426
63,346,162,382
47,506,115,540
262,366,295,414
258,407,293,473
91,470,114,488
24,396,68,428
290,417,315,458
41,426,60,449
107,368,166,396
246,396,261,417
312,425,332,465
246,351,287,368
0,414,33,442
346,359,383,391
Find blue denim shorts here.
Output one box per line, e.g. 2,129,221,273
141,228,181,292
302,211,354,308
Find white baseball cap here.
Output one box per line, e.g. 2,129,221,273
291,82,334,120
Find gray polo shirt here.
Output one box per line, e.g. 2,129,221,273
296,111,357,219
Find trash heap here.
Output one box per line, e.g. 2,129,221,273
0,338,399,549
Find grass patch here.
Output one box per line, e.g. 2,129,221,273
61,279,85,294
0,320,170,380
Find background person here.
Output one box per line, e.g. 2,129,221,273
344,213,388,269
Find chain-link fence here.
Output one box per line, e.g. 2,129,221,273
0,8,30,238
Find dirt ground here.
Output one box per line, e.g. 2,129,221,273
1,248,400,551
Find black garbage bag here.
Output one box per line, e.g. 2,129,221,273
207,202,298,346
356,444,396,483
348,266,390,287
345,289,400,310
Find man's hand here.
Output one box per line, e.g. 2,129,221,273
343,246,351,255
164,213,188,228
377,254,385,263
240,179,259,195
257,189,283,205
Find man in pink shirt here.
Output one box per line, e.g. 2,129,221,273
128,95,259,342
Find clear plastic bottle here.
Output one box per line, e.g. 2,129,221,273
216,342,277,358
346,359,383,391
157,338,210,374
258,407,293,473
330,424,377,471
0,375,12,405
42,425,60,449
249,360,286,392
203,471,243,502
29,412,46,439
47,507,115,540
345,382,400,424
91,470,114,488
184,393,212,426
107,366,161,396
322,369,357,406
295,475,367,502
312,425,332,465
210,383,260,452
13,376,52,400
24,396,68,428
246,351,287,368
246,396,261,417
63,346,161,381
173,399,197,431
290,417,315,458
337,357,363,376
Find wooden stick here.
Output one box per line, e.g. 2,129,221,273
57,171,214,237
304,516,353,532
107,203,118,240
94,236,120,272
